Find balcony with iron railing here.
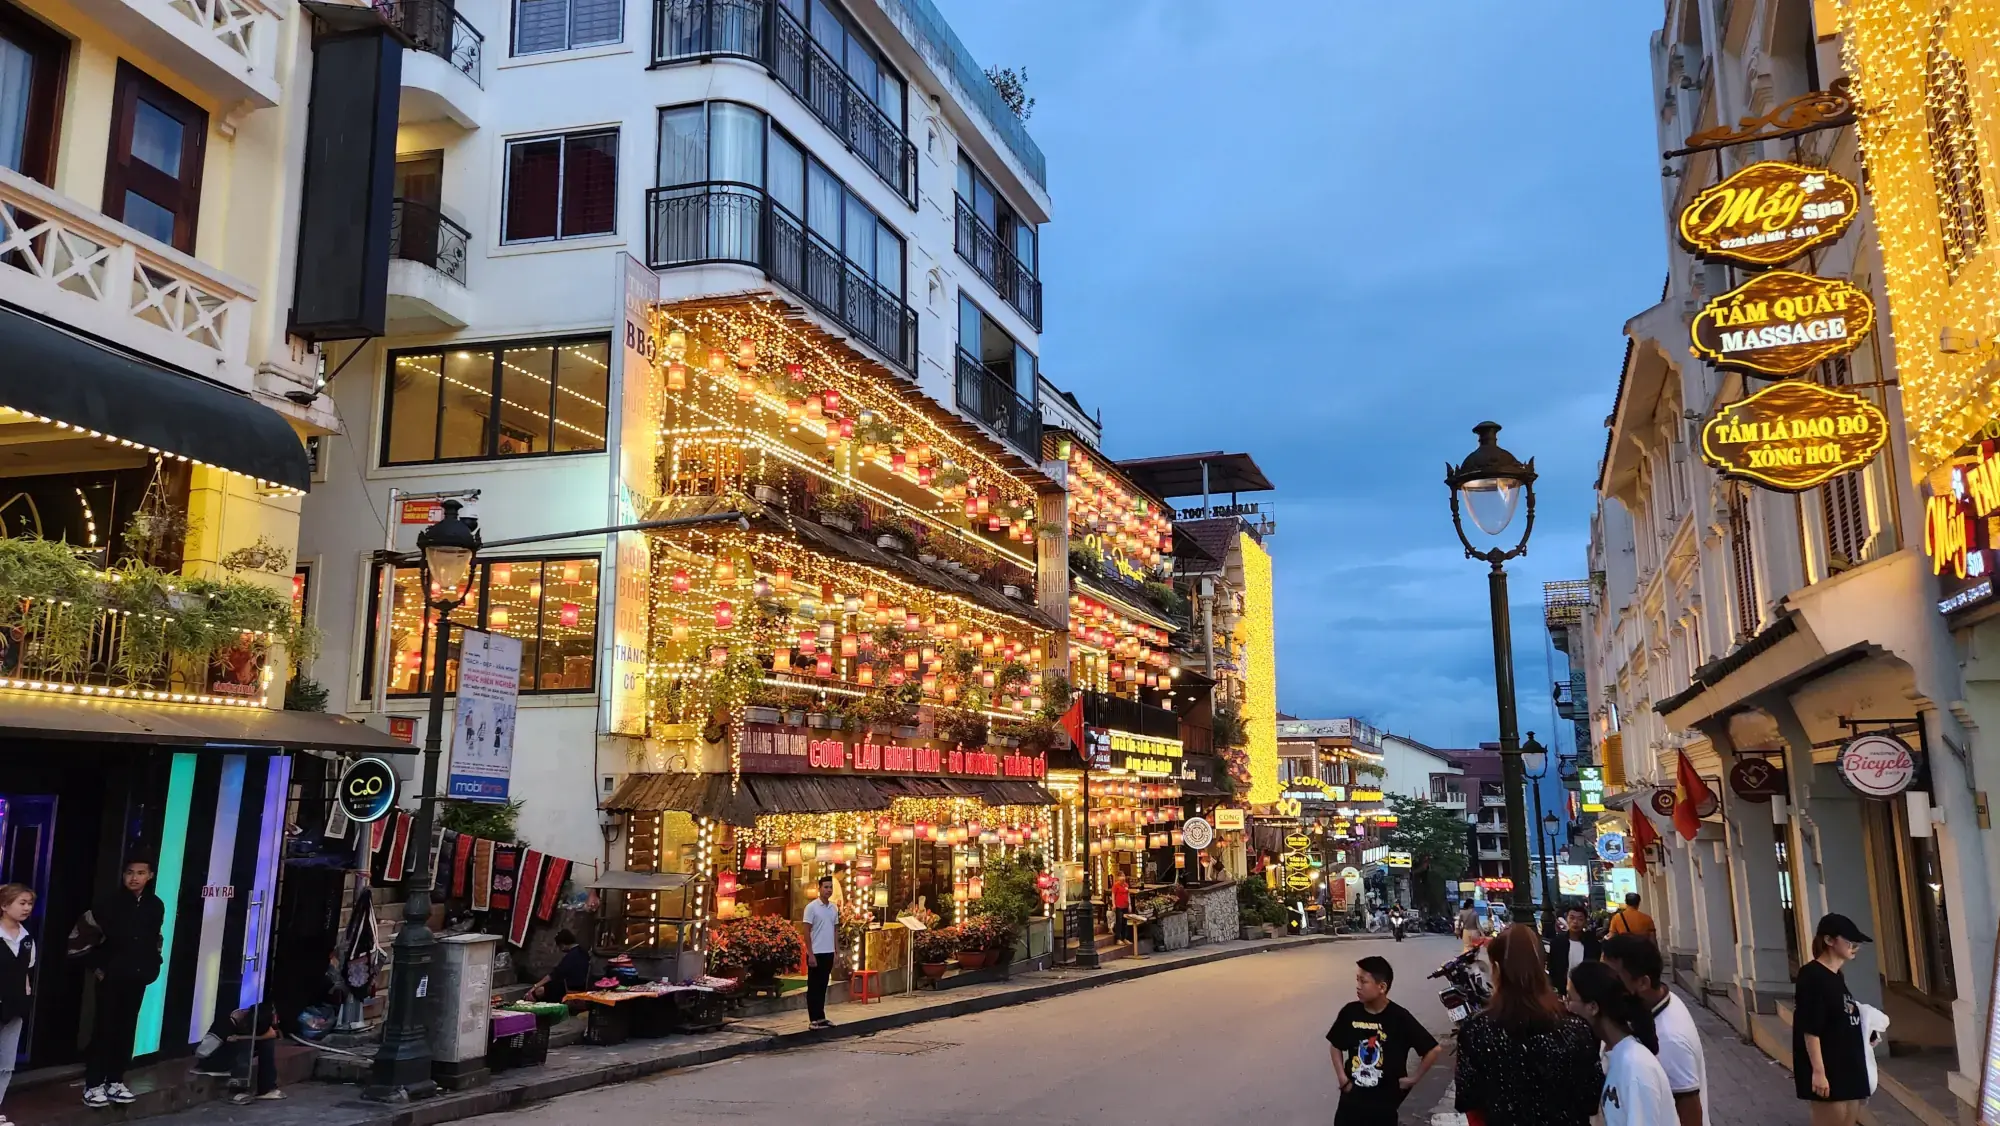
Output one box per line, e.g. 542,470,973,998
652,0,918,207
1431,788,1467,810
954,350,1039,458
954,197,1041,330
387,198,473,328
1554,679,1578,720
379,0,484,127
1082,689,1179,741
646,181,917,373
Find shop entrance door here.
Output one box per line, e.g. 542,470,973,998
0,794,57,1063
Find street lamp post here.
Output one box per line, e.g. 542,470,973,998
1446,422,1538,925
367,499,480,1102
1522,733,1556,935
1541,808,1561,922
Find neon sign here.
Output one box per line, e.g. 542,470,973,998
1691,271,1875,377
1677,161,1860,266
1700,381,1888,492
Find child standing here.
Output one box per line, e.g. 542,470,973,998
1328,955,1443,1126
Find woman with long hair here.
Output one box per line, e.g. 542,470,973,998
0,884,36,1126
1454,924,1601,1126
1795,914,1873,1126
1567,961,1676,1126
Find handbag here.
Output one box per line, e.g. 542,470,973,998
65,912,102,961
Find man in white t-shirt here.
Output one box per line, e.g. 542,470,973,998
802,875,840,1030
1603,935,1708,1126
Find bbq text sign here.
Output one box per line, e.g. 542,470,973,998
1691,271,1874,377
1700,381,1888,492
1678,161,1859,266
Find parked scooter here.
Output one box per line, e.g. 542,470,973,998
1427,946,1491,1031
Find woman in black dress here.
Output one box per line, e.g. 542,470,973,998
1795,913,1873,1126
1454,923,1602,1126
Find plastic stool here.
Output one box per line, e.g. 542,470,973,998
849,970,883,1004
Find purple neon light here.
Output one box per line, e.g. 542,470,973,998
239,754,291,1010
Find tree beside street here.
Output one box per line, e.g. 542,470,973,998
1383,795,1469,913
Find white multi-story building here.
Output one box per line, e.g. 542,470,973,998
299,0,1052,874
1580,2,1991,1117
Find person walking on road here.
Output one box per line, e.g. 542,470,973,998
1602,935,1708,1126
1327,955,1441,1126
1454,924,1601,1126
1795,914,1873,1126
803,875,839,1030
1608,893,1656,938
1546,904,1601,995
79,859,164,1109
1456,901,1482,950
1567,960,1677,1126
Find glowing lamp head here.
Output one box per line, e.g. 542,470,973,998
416,500,480,605
1447,421,1537,544
670,569,691,594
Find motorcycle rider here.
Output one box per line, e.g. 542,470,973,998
1389,904,1406,942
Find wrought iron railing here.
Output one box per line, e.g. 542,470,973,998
954,348,1040,457
1082,689,1179,740
390,198,470,285
652,0,917,207
645,181,917,372
0,599,264,700
954,196,1040,330
379,0,484,85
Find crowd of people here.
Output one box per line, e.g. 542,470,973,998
1331,893,1879,1126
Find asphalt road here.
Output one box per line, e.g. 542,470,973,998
467,934,1467,1126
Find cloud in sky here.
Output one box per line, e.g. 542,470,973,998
938,0,1667,753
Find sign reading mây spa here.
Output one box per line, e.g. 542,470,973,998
1700,381,1888,492
1677,161,1859,267
1691,271,1875,377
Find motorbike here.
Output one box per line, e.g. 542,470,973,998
1427,946,1492,1031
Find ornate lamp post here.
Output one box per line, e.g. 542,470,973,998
1522,733,1557,934
368,499,480,1102
1446,422,1538,924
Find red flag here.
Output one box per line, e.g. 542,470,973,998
1674,752,1715,840
1630,808,1655,875
1059,694,1084,754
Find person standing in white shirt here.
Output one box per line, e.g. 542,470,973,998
1604,935,1708,1126
0,885,35,1125
1567,961,1677,1126
802,876,840,1030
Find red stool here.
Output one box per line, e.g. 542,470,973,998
849,970,883,1004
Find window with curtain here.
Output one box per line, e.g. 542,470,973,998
383,335,610,464
513,0,622,55
958,293,1033,391
790,0,903,125
0,2,64,184
362,557,601,697
503,128,617,243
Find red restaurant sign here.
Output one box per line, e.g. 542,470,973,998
739,724,1047,781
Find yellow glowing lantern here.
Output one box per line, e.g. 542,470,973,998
858,664,875,686
562,561,582,583
736,337,756,368
714,558,736,584
489,607,510,628
667,361,687,390
708,348,728,372
671,618,689,643
841,634,858,658
491,563,512,586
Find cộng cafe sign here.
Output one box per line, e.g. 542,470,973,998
1691,271,1875,377
1699,381,1888,492
1677,161,1859,267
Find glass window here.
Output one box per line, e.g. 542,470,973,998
710,103,763,186
513,0,621,55
130,99,182,177
844,35,878,102
875,225,902,295
382,335,611,464
809,0,842,57
0,1,64,185
844,193,874,276
504,129,618,244
483,560,544,691
504,137,561,242
366,557,598,696
807,160,841,243
657,106,704,187
561,129,618,237
105,63,205,253
768,129,804,216
538,557,599,690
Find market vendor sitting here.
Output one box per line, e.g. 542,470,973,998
525,930,592,1003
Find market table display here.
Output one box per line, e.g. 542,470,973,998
565,979,732,1044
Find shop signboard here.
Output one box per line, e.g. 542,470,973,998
1286,872,1315,891
1837,733,1918,799
1596,831,1630,864
1578,765,1605,813
1182,816,1215,850
1677,160,1860,266
1281,777,1343,804
1285,834,1312,851
1649,788,1679,820
448,629,521,802
1214,808,1245,831
740,724,1048,781
1350,788,1384,802
1284,853,1311,872
1691,270,1875,377
1729,757,1789,803
1341,867,1360,879
1385,850,1412,869
1604,867,1638,912
339,758,399,823
1700,381,1889,492
1557,864,1590,897
605,253,660,737
1927,444,2000,617
1103,729,1182,776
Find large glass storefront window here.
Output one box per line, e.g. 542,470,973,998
362,556,599,697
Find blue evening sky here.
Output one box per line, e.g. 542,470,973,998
940,1,1669,757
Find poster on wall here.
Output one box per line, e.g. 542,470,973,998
449,629,521,802
1604,867,1639,913
1557,864,1590,897
604,254,661,737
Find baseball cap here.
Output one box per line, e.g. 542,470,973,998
1815,913,1872,944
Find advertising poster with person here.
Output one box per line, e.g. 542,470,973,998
450,629,522,802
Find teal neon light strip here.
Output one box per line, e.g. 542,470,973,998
134,752,195,1057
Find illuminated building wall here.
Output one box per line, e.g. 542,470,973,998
1839,1,2000,475
1238,531,1280,805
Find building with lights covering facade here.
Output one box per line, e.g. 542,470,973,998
1571,2,1999,1117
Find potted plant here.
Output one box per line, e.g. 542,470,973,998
708,914,804,993
912,928,957,981
875,514,917,554
816,487,863,534
947,923,986,970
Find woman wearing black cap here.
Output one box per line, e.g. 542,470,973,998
1795,913,1872,1125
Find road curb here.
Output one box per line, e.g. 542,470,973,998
364,934,1350,1126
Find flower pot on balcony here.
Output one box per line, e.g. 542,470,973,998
807,712,831,729
819,514,855,534
1003,584,1023,599
876,534,906,553
954,950,985,970
752,484,783,506
917,552,938,565
744,706,781,726
893,725,920,740
784,709,806,727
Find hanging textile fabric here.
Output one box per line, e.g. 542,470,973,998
452,833,474,899
471,839,496,912
490,845,519,915
508,850,545,946
535,857,572,922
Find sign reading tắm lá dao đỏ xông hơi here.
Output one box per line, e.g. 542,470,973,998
1676,160,1859,267
1690,270,1875,377
1700,381,1888,493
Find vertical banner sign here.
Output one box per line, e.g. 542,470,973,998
451,629,521,801
605,254,660,736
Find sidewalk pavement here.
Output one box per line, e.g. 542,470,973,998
131,933,1347,1126
1424,985,1927,1126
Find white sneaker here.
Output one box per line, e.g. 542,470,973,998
82,1085,109,1108
106,1082,136,1104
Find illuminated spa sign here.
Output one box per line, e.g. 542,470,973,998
1691,271,1875,377
1699,381,1888,492
1924,441,2000,617
1677,161,1859,266
740,724,1047,781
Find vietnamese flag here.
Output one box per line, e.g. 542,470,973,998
1630,807,1655,875
1059,694,1085,753
1675,751,1716,840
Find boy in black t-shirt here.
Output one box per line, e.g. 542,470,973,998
1328,956,1442,1126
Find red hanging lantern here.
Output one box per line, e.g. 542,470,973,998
714,601,734,629
670,569,691,593
815,653,834,677
823,389,842,411
559,602,580,628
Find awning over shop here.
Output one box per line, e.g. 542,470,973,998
0,304,310,493
602,772,1055,823
1655,611,1872,731
0,693,416,754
